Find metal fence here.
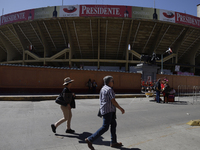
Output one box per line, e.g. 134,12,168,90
193,86,200,103
178,85,200,104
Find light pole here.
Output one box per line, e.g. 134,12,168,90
161,48,172,74
161,53,163,74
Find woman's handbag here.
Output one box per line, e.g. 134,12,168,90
55,93,68,106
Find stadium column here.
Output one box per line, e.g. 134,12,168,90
12,25,26,65
0,33,21,61
36,22,50,65
0,34,7,61
65,20,73,67
125,20,133,71
98,19,100,69
152,24,165,54
172,27,188,64
0,49,6,62
181,40,200,73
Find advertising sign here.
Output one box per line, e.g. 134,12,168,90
34,6,59,19
60,5,79,17
132,7,159,20
80,5,132,18
160,9,175,23
175,12,200,28
1,9,34,25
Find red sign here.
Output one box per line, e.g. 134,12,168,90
80,5,132,18
1,9,34,25
175,12,200,28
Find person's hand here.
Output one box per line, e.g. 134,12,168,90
120,108,125,114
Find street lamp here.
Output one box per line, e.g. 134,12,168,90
161,47,172,74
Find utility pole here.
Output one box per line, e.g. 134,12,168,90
2,8,4,15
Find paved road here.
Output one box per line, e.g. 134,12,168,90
0,97,200,150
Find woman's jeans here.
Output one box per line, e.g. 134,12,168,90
156,91,160,102
88,112,117,144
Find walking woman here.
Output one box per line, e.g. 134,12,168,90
51,77,76,134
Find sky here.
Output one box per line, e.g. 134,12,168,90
0,0,200,17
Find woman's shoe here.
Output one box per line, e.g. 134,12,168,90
51,124,56,133
66,129,75,133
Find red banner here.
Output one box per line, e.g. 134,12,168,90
1,9,34,25
175,12,200,28
80,5,132,18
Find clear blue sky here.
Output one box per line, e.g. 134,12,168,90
1,0,199,17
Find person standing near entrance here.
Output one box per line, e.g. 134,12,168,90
92,80,97,94
85,76,125,150
86,79,92,93
155,78,161,103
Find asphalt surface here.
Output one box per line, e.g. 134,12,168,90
0,96,200,150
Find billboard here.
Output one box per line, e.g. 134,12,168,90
60,5,79,17
132,7,159,20
175,12,200,28
1,5,200,29
34,6,59,19
80,5,132,18
1,9,34,25
160,9,175,23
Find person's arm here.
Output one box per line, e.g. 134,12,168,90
111,98,125,114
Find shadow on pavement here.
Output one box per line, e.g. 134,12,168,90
55,132,141,150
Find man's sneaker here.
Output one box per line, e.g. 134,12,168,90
110,142,123,148
66,129,75,133
51,124,56,133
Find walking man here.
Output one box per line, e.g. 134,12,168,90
85,75,125,150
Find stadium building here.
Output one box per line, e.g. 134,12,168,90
1,4,200,75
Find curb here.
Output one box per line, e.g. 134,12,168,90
0,94,147,101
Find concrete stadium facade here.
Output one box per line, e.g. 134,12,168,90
0,5,200,74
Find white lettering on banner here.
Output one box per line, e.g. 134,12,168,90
176,13,200,27
81,6,120,15
2,12,26,24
